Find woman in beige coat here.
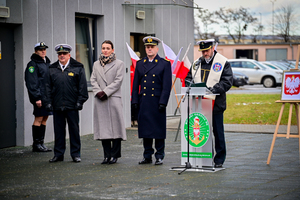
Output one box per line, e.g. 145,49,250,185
90,40,126,164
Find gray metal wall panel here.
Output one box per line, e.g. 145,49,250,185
38,0,53,51
78,0,91,13
91,0,103,14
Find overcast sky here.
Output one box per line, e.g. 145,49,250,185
193,0,300,35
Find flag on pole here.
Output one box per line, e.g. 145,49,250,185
126,42,140,67
171,47,183,75
162,41,182,74
126,42,140,95
173,43,191,79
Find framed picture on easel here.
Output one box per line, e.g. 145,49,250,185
281,70,300,101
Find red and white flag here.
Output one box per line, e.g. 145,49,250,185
126,42,140,95
126,42,139,67
162,41,182,74
173,43,191,80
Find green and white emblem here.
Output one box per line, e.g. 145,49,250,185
28,66,35,73
184,112,210,148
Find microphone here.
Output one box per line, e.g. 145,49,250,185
194,57,203,71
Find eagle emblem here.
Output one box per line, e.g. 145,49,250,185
285,75,300,95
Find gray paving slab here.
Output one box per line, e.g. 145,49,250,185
0,125,300,199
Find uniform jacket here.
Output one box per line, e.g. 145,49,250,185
131,54,172,139
45,58,88,111
25,53,50,105
185,51,233,114
90,58,126,140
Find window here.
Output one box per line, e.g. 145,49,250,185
230,61,242,68
75,15,97,84
243,61,256,69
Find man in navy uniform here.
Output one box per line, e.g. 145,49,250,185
45,44,88,163
131,36,172,165
185,39,233,168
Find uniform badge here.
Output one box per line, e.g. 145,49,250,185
144,59,146,62
68,72,74,76
147,38,153,43
28,66,35,73
212,62,222,72
155,59,158,63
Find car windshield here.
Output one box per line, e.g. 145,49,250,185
254,61,267,69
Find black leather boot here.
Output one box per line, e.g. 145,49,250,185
32,125,47,152
40,124,52,152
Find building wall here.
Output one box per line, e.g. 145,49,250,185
0,0,194,146
194,44,299,61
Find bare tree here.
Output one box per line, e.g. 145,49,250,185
194,8,217,39
214,7,257,43
252,22,264,43
274,5,299,42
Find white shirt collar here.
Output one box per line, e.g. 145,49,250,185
59,59,70,71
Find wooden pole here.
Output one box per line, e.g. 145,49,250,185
295,44,300,70
172,77,180,111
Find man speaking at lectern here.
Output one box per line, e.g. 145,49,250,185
185,39,233,168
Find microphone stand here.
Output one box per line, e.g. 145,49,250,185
177,61,201,175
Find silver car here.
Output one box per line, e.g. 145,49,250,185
228,59,282,88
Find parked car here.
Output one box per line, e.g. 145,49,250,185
228,59,282,88
261,61,289,71
233,72,249,87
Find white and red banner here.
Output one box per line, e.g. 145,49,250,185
126,42,140,95
173,43,191,81
162,41,182,74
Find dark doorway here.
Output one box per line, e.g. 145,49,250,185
0,24,16,148
236,49,258,60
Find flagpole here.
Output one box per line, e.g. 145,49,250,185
172,77,180,114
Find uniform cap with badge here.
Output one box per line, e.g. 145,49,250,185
55,44,72,54
34,42,48,50
196,39,215,51
142,36,161,46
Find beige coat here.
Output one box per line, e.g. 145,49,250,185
90,59,126,140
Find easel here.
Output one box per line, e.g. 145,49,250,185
267,44,300,164
267,100,300,164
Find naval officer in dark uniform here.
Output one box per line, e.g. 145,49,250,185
131,36,172,165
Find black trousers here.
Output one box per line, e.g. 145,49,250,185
53,110,80,158
213,113,226,165
143,138,165,160
101,139,122,158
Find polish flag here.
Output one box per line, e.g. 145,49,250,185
174,43,191,80
126,42,140,95
126,42,139,67
162,41,182,74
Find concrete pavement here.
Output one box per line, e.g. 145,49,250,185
0,117,299,199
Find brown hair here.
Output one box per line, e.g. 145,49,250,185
102,40,114,49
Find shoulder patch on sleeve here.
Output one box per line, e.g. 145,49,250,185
28,66,35,73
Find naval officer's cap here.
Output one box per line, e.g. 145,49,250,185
197,39,215,51
34,42,48,50
142,36,161,46
55,44,72,54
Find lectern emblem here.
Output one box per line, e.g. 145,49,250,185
184,113,210,148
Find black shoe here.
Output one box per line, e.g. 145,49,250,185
72,157,81,163
101,157,111,164
139,158,152,164
40,143,52,152
155,158,163,165
32,144,48,152
49,156,64,163
214,163,223,168
109,157,118,164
